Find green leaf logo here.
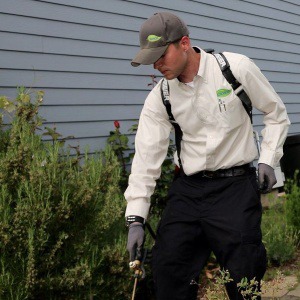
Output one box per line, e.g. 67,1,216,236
147,35,162,42
217,89,232,98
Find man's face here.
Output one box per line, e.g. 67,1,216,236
153,41,187,80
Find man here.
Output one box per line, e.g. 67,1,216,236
125,11,290,300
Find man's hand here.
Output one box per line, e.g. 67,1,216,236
127,223,145,261
258,163,277,194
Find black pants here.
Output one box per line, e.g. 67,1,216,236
151,170,267,300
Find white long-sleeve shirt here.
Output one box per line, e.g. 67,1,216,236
125,48,290,219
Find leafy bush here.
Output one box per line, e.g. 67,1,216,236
262,198,299,266
0,88,131,299
263,223,298,266
284,172,300,233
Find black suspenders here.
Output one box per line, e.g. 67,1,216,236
160,79,184,170
160,51,253,172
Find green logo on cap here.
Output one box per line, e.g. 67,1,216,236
147,35,162,42
216,89,232,98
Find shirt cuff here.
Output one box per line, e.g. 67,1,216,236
258,148,283,169
125,198,150,220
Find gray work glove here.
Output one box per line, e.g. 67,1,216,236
126,223,145,261
258,163,277,194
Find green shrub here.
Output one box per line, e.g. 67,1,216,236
262,199,299,266
263,223,298,266
0,88,130,299
97,234,133,300
284,172,300,233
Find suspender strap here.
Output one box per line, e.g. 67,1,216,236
236,88,253,124
213,53,253,123
160,79,183,170
161,79,174,122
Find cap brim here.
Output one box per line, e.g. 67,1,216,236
131,45,168,67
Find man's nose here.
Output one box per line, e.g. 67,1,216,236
154,57,163,69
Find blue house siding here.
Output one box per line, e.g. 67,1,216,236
0,0,299,155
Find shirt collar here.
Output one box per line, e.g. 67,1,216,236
193,46,208,83
172,46,209,85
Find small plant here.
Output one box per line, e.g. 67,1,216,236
262,196,299,266
237,277,261,300
201,270,265,300
204,269,233,300
263,223,299,266
284,171,300,233
106,120,130,192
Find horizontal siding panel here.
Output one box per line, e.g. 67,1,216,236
270,82,300,94
0,51,130,73
0,31,137,62
281,0,300,6
0,70,154,90
0,50,148,77
278,93,300,104
285,103,300,113
38,105,142,122
193,41,300,65
0,88,149,105
42,120,139,139
261,71,300,84
190,41,300,63
35,0,160,21
43,136,111,153
254,59,300,74
191,30,300,55
188,17,300,48
0,13,137,46
42,135,136,154
1,0,142,31
234,0,300,15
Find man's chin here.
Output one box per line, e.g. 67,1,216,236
163,73,175,80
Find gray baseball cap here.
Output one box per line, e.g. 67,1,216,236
131,12,190,67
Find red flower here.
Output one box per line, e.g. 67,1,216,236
114,120,120,129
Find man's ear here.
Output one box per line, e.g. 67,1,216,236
180,36,190,51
